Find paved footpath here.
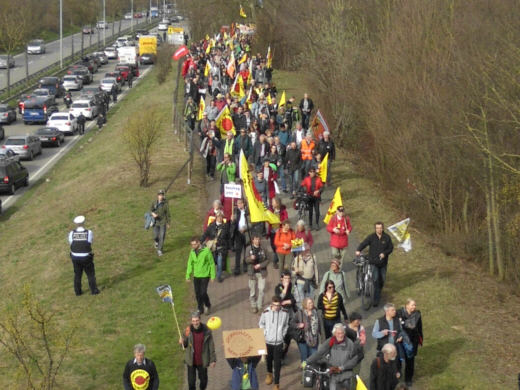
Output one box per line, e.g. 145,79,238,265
185,166,385,389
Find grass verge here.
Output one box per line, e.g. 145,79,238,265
0,64,202,388
275,68,520,388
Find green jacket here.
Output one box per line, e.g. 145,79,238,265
184,101,197,120
150,199,170,226
217,161,236,184
186,247,216,279
181,323,216,367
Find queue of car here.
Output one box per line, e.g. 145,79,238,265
0,22,163,196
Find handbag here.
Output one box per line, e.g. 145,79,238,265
205,239,217,252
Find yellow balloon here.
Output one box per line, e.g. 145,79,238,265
207,316,222,330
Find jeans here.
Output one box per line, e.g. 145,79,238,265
70,254,98,295
193,277,211,314
279,167,287,191
371,265,387,306
323,318,341,339
289,169,300,194
330,376,351,390
248,273,266,310
187,364,208,390
215,251,223,280
295,281,315,307
266,343,283,384
297,342,317,362
153,224,167,251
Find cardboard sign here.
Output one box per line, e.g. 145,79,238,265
224,183,242,199
222,328,267,358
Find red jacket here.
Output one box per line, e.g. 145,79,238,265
301,176,324,198
326,214,352,249
295,229,314,248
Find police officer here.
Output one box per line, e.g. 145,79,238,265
128,72,134,88
97,113,104,130
68,216,100,296
77,112,86,135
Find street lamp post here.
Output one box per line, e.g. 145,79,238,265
131,0,134,33
103,0,106,46
60,0,63,68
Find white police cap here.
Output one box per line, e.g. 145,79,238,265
73,215,85,224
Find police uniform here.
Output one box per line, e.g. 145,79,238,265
68,216,99,296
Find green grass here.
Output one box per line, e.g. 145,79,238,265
273,69,520,389
0,65,202,388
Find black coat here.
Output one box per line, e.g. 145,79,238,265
369,351,399,390
201,221,231,253
357,232,394,267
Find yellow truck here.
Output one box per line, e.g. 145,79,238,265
138,35,157,64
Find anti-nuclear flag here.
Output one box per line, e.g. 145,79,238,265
355,375,368,390
240,4,247,18
197,96,205,121
318,153,328,183
266,93,272,105
311,109,330,140
230,74,245,98
266,45,273,68
323,187,343,224
238,52,248,65
156,284,173,304
279,90,286,107
239,151,280,224
215,105,236,138
204,61,211,77
387,218,412,252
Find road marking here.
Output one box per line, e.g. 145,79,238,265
28,61,34,64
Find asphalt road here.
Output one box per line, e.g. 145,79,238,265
0,56,154,212
0,17,152,90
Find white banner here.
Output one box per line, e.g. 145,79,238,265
224,183,242,199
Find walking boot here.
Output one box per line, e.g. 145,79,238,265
273,385,280,390
265,373,273,385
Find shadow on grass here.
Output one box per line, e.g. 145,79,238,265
387,269,455,294
0,205,19,221
332,169,363,185
420,338,466,377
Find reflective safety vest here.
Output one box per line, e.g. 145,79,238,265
301,139,315,160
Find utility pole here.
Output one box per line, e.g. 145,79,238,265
131,0,134,32
103,0,106,46
59,0,63,68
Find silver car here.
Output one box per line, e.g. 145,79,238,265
46,112,78,134
27,39,46,54
104,46,118,59
3,135,42,161
99,78,118,93
70,99,99,120
0,55,15,69
63,75,83,91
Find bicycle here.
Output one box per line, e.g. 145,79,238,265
303,364,330,389
294,191,312,222
353,254,374,310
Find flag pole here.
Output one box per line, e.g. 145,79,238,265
170,302,185,350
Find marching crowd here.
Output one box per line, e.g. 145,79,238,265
119,25,424,390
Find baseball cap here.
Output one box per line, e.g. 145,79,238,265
157,189,165,195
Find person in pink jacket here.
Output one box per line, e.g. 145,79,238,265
326,206,352,266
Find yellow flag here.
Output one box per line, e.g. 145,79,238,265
387,218,412,252
215,105,236,138
240,4,247,18
204,61,211,77
267,93,272,105
279,90,286,107
197,97,205,121
238,52,248,65
223,31,228,40
239,151,280,224
318,153,328,183
355,376,368,390
266,45,272,68
323,187,343,224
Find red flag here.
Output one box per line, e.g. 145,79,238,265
172,45,189,60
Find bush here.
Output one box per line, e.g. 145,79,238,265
156,44,174,84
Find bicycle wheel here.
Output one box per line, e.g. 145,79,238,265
362,273,373,310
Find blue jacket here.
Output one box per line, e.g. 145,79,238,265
227,356,261,390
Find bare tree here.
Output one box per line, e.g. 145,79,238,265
0,0,33,95
0,285,77,390
123,106,164,187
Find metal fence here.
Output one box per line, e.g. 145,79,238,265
0,19,159,104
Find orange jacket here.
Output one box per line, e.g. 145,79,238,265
274,229,296,254
300,139,315,160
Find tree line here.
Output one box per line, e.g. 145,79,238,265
179,0,520,285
